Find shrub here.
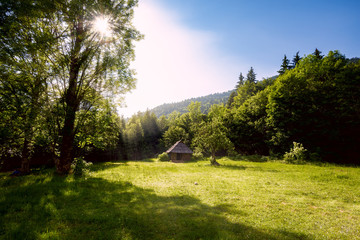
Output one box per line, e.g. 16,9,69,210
283,142,307,164
192,151,204,160
158,152,170,162
72,157,92,176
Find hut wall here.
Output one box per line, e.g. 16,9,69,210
181,153,192,161
169,153,177,161
169,153,192,162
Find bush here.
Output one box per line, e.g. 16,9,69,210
283,142,307,164
192,151,203,160
72,157,92,176
158,152,170,162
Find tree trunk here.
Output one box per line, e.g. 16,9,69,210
56,22,83,174
57,103,77,174
20,139,31,173
57,63,80,174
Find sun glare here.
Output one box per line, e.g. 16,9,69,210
92,16,112,37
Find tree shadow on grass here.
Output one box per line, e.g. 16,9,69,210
0,174,313,240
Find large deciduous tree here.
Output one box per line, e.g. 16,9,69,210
51,0,140,174
1,0,140,174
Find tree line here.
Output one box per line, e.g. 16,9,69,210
1,0,359,174
116,49,360,165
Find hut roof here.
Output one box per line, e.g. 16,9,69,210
166,141,193,154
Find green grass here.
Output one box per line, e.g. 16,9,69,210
1,157,360,239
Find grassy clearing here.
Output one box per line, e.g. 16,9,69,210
1,157,359,239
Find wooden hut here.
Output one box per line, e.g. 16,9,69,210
166,141,193,162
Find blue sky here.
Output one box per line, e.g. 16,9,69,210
159,0,360,58
118,0,360,117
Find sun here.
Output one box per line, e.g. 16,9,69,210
92,16,112,37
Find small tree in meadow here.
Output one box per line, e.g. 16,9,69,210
193,106,234,166
283,142,307,164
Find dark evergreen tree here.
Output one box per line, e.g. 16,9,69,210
278,55,290,75
235,73,245,89
246,67,256,83
233,69,256,108
292,51,301,68
313,48,323,59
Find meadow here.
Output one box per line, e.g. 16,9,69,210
0,157,359,240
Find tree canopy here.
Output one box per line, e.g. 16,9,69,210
0,0,140,173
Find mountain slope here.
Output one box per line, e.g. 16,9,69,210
150,90,233,117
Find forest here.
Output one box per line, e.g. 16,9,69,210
118,50,360,165
1,42,359,172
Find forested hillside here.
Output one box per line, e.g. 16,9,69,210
150,91,233,117
117,50,359,165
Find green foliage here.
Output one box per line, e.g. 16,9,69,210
292,51,302,68
0,0,58,172
157,152,169,162
162,126,189,149
235,72,245,89
231,68,275,108
0,0,141,173
313,48,323,59
71,157,92,177
267,51,360,163
150,91,233,117
230,88,270,155
226,91,237,108
192,147,204,160
246,66,257,83
278,54,290,75
120,110,165,160
283,142,307,164
193,106,233,165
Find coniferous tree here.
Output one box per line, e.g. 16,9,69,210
292,51,301,68
313,48,323,59
246,67,256,83
232,67,257,107
235,73,245,89
278,55,290,75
